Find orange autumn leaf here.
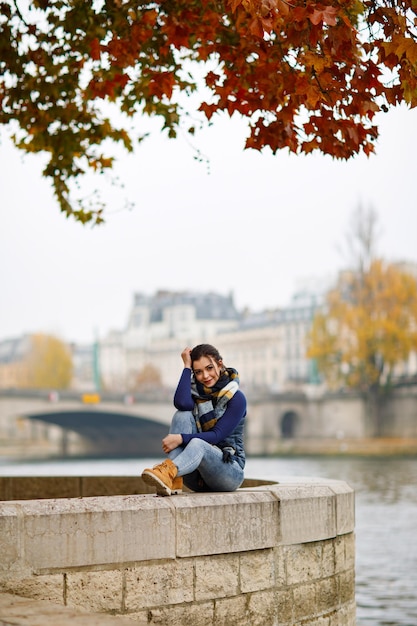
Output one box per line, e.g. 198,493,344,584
90,38,101,61
310,6,338,26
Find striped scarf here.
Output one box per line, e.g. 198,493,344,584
191,368,240,432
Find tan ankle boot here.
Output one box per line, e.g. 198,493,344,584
172,476,183,494
142,459,178,496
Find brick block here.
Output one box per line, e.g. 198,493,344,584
292,582,317,621
124,560,194,610
247,589,279,626
174,491,279,557
276,588,293,623
285,542,322,585
240,549,275,593
214,595,247,625
195,554,239,601
338,570,356,605
274,483,337,545
316,576,338,614
65,570,123,613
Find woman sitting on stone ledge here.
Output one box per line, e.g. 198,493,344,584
142,344,247,496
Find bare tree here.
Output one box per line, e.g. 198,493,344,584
343,204,381,276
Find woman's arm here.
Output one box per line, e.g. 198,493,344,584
173,367,195,411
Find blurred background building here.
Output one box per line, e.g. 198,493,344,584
1,266,416,394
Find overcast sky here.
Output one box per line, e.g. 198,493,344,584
1,103,417,345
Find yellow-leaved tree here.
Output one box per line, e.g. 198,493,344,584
307,260,417,392
22,334,73,389
307,259,417,435
307,205,417,434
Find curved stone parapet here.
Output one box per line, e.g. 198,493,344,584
0,476,355,625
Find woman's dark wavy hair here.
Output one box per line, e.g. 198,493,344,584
190,344,223,365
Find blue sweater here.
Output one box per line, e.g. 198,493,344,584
173,368,247,447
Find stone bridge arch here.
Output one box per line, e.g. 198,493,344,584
26,410,168,457
280,410,300,439
245,396,308,454
0,392,176,458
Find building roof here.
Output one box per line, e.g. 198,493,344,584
133,290,240,322
0,336,31,364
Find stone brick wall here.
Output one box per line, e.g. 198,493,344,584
0,477,355,625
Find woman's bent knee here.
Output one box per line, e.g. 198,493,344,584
170,410,196,435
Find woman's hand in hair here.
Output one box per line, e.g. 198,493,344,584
162,433,183,453
181,347,192,369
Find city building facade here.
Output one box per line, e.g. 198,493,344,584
3,261,416,394
218,290,322,394
98,288,323,393
100,290,241,390
0,336,32,388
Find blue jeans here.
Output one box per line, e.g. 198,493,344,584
168,411,244,492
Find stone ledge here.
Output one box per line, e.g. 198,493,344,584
0,478,356,625
242,476,355,541
0,494,176,576
173,490,280,557
0,478,354,579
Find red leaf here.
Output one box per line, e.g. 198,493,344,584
249,17,265,38
199,102,216,121
90,38,101,61
310,6,337,26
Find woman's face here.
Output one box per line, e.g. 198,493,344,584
192,355,222,387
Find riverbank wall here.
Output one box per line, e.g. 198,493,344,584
0,476,355,625
2,437,416,461
2,384,417,460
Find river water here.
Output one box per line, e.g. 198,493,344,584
1,455,416,626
